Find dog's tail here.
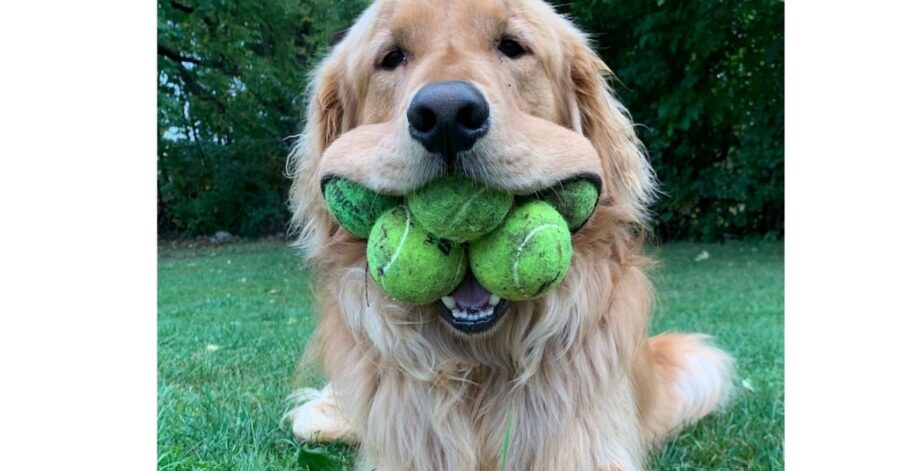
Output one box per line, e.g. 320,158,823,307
645,333,735,440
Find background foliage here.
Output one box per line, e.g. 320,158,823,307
157,0,783,241
558,0,784,240
157,0,366,236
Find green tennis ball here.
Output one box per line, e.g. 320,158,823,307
536,178,600,231
469,200,573,301
407,175,513,242
367,206,467,304
323,177,400,239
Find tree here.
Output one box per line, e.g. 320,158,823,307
157,0,366,236
557,0,784,240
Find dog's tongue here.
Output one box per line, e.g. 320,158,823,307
452,273,491,308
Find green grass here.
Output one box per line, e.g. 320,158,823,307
158,240,783,470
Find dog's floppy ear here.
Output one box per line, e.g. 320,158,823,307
567,35,656,225
309,59,348,154
287,51,350,260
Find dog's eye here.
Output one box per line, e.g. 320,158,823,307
378,49,406,70
498,38,526,59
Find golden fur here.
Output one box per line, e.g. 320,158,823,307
286,1,734,469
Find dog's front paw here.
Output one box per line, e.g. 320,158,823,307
287,383,357,444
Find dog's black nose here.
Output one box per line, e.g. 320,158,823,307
407,81,490,159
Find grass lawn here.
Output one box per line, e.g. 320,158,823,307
158,240,783,470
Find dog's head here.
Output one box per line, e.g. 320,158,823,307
289,0,655,348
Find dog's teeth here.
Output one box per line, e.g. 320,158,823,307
489,295,500,306
450,307,499,323
442,297,456,309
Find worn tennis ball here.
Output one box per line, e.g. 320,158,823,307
367,206,467,304
536,178,601,231
469,200,573,301
323,177,401,239
407,175,513,242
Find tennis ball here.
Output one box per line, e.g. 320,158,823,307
367,206,467,304
536,178,601,231
407,175,513,242
323,177,400,239
469,200,573,301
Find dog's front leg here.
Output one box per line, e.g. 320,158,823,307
287,383,357,444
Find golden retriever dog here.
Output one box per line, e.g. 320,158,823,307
286,0,734,469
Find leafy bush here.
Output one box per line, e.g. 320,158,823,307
157,0,366,237
158,0,783,241
558,0,784,240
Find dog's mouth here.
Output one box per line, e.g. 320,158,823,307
435,271,510,335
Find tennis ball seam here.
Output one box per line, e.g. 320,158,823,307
512,223,562,296
447,187,487,229
379,206,412,278
452,244,466,286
